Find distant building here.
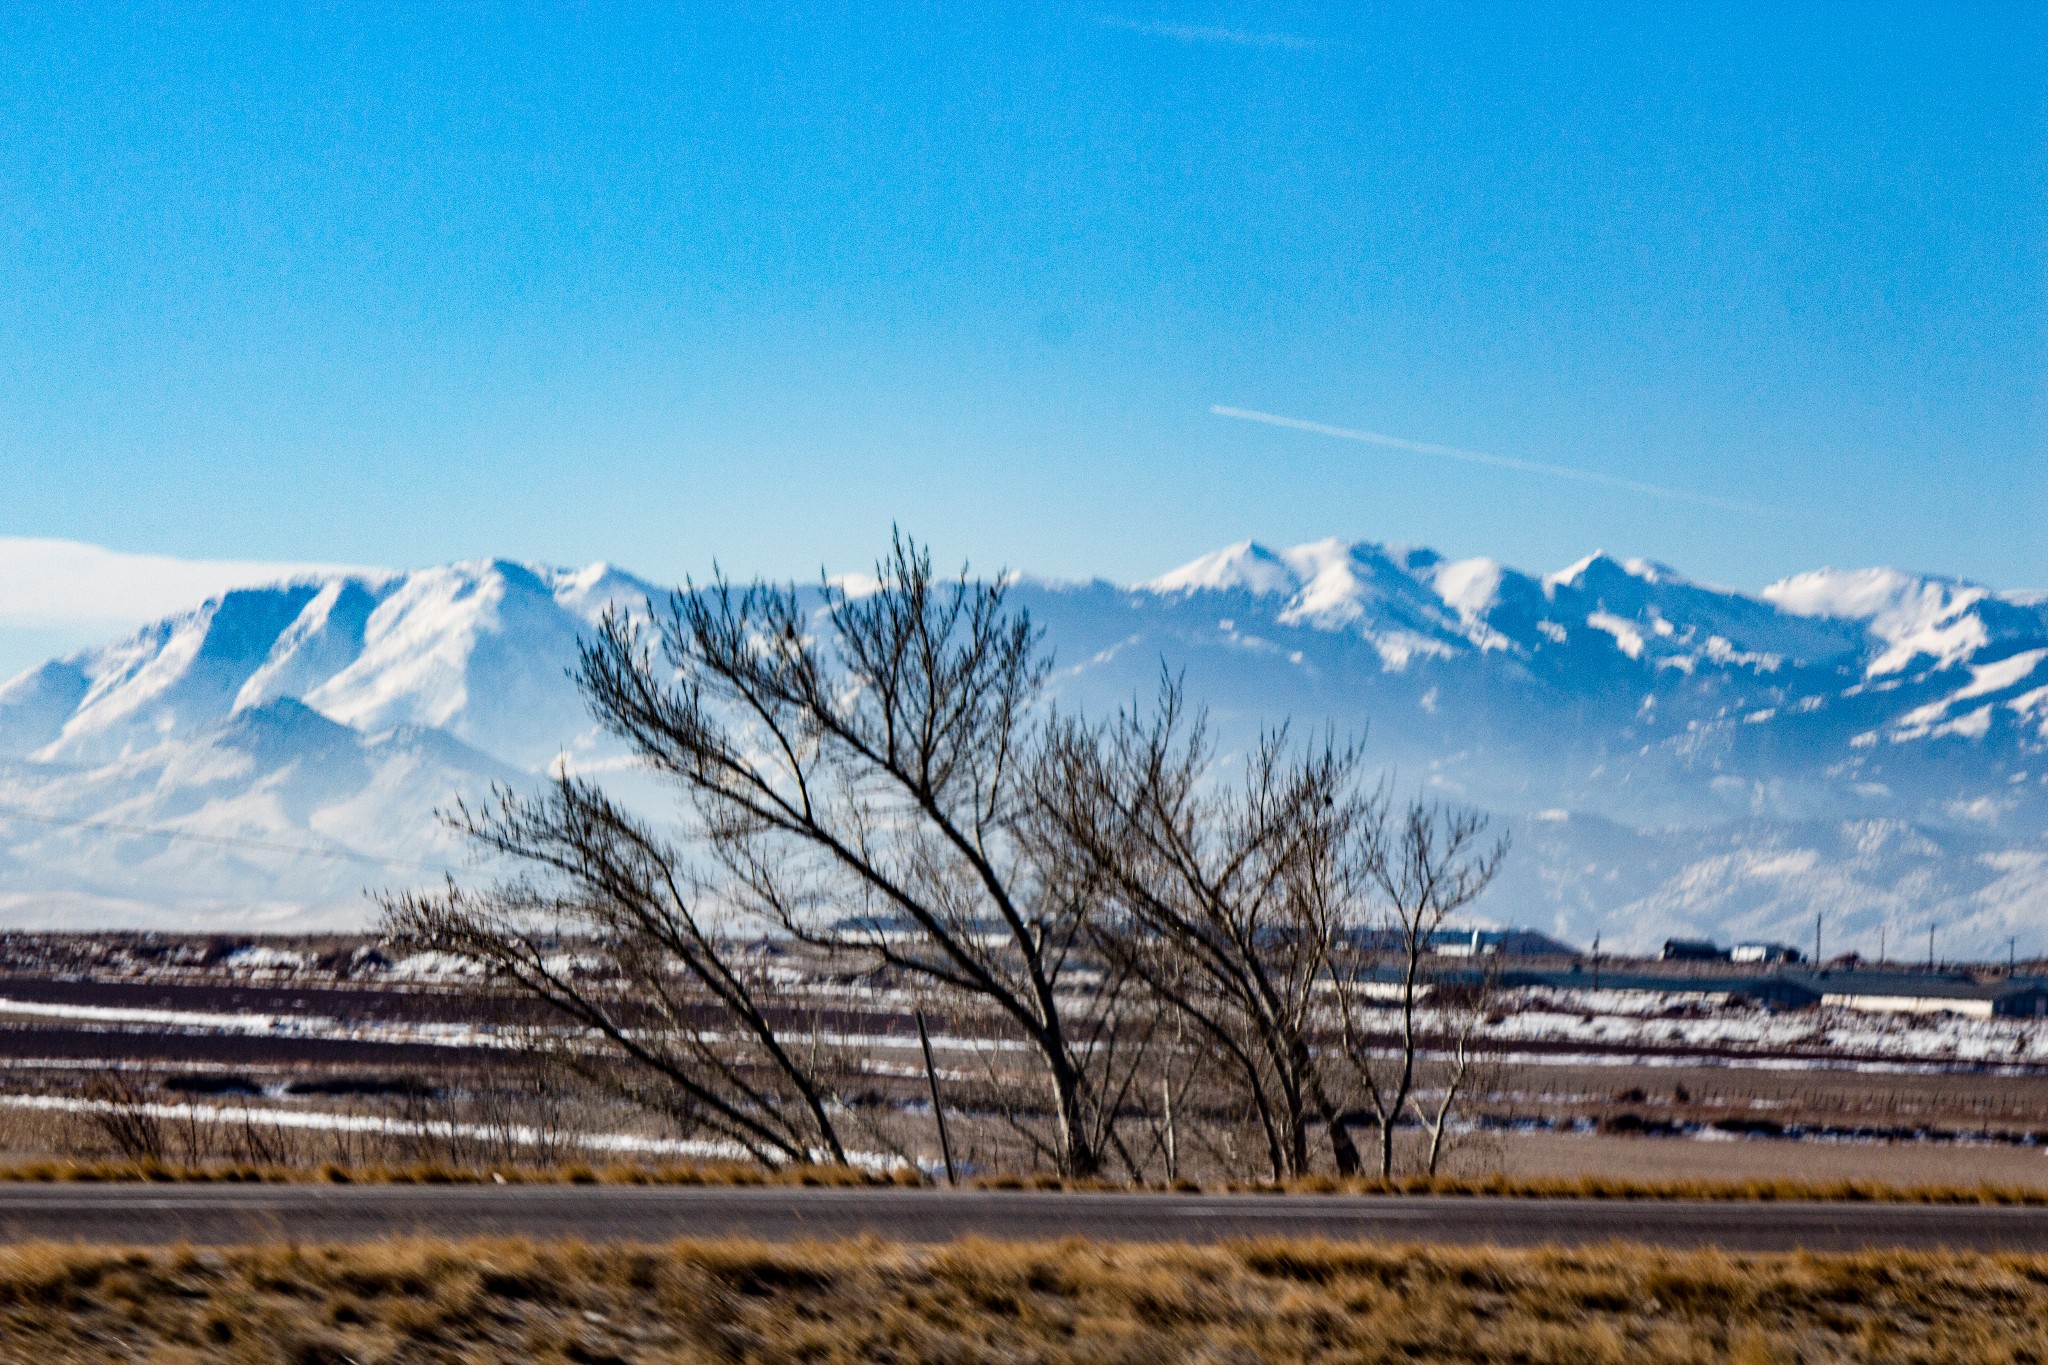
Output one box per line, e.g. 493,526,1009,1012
1348,926,1577,958
1815,972,2048,1019
1428,927,1577,958
1731,942,1803,964
1510,956,2048,1017
1996,985,2048,1018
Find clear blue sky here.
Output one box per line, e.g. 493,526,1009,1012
2,3,2042,592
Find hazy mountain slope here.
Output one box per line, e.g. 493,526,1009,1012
0,539,2042,947
1023,543,2047,829
0,699,521,930
0,560,654,928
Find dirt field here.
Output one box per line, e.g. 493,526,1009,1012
1497,1059,2048,1132
1489,1127,2048,1190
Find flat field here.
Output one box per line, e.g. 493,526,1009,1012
1491,1127,2048,1191
8,933,2048,1193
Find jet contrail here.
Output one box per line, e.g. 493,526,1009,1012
1210,405,1773,515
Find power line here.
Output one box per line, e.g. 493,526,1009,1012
0,804,458,875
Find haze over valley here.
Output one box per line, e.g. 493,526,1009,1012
3,537,2042,955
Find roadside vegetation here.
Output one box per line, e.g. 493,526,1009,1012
4,1234,2048,1363
9,1144,2048,1207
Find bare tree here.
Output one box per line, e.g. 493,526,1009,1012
1405,964,1504,1176
1328,798,1507,1178
381,778,854,1166
1034,684,1367,1178
575,533,1110,1175
79,1070,167,1164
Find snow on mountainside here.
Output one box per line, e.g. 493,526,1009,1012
1122,538,2048,778
1,560,653,770
0,560,653,928
0,538,2044,950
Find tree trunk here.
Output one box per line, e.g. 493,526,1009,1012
1306,1072,1362,1176
1045,1046,1099,1178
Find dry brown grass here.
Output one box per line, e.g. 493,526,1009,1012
975,1169,2048,1206
1257,1171,2048,1205
7,1157,2048,1208
0,1234,2044,1362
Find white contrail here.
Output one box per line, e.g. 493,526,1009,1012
1092,16,1316,50
1211,405,1773,515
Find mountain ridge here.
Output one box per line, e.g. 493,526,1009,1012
0,539,2042,948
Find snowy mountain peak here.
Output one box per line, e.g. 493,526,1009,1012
1143,540,1298,596
1763,567,1994,677
2,536,2046,947
1542,549,1612,591
1765,566,2048,681
1542,550,1714,602
0,558,656,769
1144,539,1814,669
1423,556,1505,619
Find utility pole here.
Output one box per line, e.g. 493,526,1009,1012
1879,924,1886,964
1814,911,1822,967
1591,932,1601,992
915,1010,957,1186
1928,924,1937,971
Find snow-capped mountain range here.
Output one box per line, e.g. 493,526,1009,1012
2,539,2044,954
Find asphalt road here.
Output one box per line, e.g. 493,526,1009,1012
1,1184,2047,1251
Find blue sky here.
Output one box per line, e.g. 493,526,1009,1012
2,3,2042,621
